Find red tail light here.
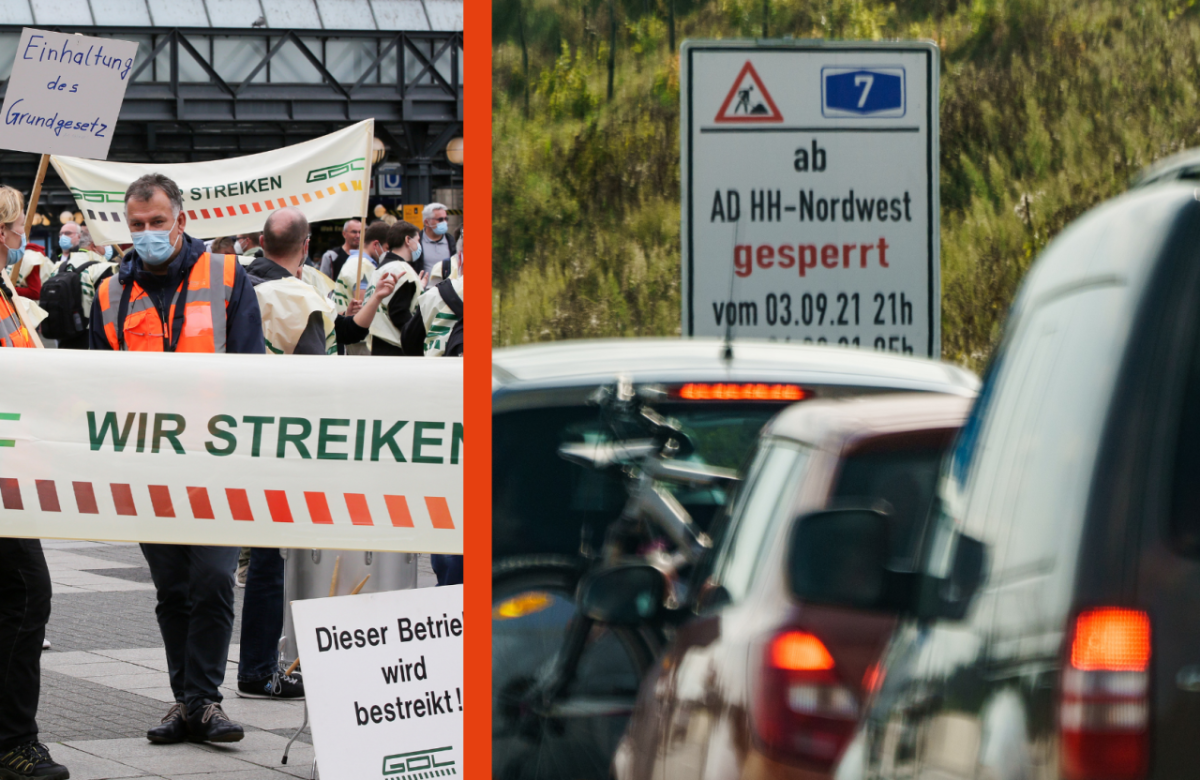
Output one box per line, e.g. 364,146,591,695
1060,608,1151,780
753,630,858,767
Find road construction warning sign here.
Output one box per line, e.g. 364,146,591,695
714,62,782,123
681,40,940,357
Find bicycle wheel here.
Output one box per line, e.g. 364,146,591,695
493,556,659,780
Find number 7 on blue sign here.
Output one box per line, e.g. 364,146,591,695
821,66,905,118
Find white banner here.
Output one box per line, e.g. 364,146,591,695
0,349,463,554
292,586,464,780
0,28,139,159
50,119,374,246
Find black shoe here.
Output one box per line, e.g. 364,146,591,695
236,670,304,700
0,741,69,780
146,703,189,744
187,702,244,743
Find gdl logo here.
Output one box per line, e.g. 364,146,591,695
382,745,457,778
821,67,905,118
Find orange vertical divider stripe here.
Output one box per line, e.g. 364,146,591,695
463,0,492,774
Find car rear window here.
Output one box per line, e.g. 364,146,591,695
493,403,781,559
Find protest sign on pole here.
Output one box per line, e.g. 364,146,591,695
51,119,376,246
0,349,463,554
0,28,138,160
292,586,464,780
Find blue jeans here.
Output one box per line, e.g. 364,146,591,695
140,543,238,714
238,548,285,681
430,554,463,586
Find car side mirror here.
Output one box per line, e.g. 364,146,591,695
788,509,911,611
578,561,666,625
928,533,986,621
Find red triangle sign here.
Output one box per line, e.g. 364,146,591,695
714,61,783,123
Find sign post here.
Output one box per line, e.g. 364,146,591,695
680,40,940,357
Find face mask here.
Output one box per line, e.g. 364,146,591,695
233,241,244,255
5,233,25,268
434,221,448,236
411,240,422,263
59,234,75,251
132,228,177,267
104,246,113,260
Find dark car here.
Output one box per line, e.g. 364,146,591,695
492,338,978,780
611,393,971,780
794,179,1200,780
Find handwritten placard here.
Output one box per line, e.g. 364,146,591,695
0,28,138,159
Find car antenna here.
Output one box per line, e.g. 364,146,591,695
721,217,740,367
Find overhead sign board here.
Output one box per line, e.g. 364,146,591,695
681,41,940,356
0,28,139,159
377,164,403,196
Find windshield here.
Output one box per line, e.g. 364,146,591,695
493,403,782,559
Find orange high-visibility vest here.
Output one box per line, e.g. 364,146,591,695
0,283,34,348
97,252,237,353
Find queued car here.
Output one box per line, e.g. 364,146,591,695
491,338,978,780
784,176,1200,780
608,393,972,780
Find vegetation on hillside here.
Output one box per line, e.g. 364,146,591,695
493,0,1200,371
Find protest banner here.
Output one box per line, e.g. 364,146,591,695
292,585,464,780
0,349,463,554
51,120,375,246
0,28,138,160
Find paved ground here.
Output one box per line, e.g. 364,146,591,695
37,540,437,780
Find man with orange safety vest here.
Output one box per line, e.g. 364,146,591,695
89,173,265,746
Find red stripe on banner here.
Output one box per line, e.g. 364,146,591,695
213,207,224,217
201,209,211,219
277,198,287,208
384,495,414,527
265,200,276,210
73,482,98,514
425,497,456,529
239,203,250,214
304,492,333,524
0,478,21,509
111,484,136,516
289,195,300,206
187,210,198,220
188,487,214,519
302,193,312,202
148,485,175,518
345,494,373,526
252,202,262,213
36,480,60,512
265,490,293,523
227,488,254,521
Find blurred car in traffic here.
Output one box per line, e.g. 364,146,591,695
608,393,971,780
491,338,978,780
792,179,1200,780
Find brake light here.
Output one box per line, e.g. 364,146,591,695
675,383,807,401
753,630,858,767
1060,608,1150,780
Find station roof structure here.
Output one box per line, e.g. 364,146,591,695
0,0,462,218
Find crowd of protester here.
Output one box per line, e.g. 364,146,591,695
0,174,463,779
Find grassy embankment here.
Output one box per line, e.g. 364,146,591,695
493,0,1200,372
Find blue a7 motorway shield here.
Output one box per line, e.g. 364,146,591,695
821,67,906,117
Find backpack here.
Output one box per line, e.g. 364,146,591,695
400,279,463,357
39,261,103,340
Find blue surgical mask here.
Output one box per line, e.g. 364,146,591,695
411,240,422,263
6,233,25,268
58,234,74,251
104,245,113,260
132,229,177,267
434,221,448,236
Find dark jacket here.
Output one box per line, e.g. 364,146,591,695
246,255,369,354
89,234,265,354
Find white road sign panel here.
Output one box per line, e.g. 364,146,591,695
681,41,940,356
